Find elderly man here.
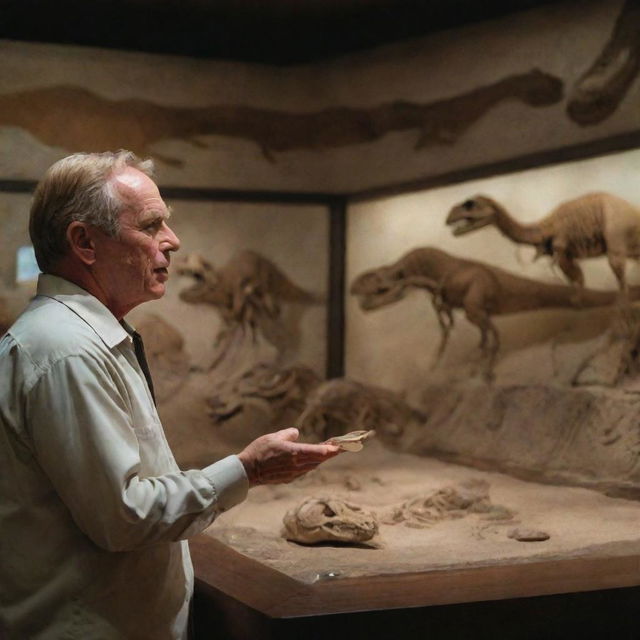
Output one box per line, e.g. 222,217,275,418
0,151,338,639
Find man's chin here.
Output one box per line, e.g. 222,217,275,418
147,282,167,300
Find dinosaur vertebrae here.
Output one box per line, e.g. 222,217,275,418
380,480,513,529
536,196,607,257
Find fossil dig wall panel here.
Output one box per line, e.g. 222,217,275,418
346,148,640,497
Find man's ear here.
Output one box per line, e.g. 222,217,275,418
66,222,97,266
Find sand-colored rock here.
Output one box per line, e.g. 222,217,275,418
415,382,640,498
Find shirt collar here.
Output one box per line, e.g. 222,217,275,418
36,273,131,349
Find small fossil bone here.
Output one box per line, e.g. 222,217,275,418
508,528,550,542
323,429,376,452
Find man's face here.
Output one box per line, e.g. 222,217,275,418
91,167,180,318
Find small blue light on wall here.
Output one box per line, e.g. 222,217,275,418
16,246,40,283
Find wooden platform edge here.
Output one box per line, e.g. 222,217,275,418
190,534,640,618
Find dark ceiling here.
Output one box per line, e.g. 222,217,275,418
1,0,562,65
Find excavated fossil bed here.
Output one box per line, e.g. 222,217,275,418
203,440,640,586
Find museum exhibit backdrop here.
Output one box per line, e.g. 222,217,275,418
0,0,638,193
348,147,640,496
1,0,640,489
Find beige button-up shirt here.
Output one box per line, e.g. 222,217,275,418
0,274,249,639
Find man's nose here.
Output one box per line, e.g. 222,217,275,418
161,222,181,252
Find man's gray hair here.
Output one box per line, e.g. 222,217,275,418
29,150,155,272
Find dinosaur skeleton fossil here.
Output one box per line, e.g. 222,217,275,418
177,250,322,431
567,0,640,125
0,70,562,165
207,362,320,425
177,250,316,326
296,378,426,445
380,480,513,529
177,250,318,375
282,481,511,546
446,192,640,300
351,247,627,377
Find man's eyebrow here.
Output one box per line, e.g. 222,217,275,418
141,206,172,222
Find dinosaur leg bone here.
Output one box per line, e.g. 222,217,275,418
431,296,454,363
462,295,499,381
607,250,630,304
555,251,585,305
403,274,456,363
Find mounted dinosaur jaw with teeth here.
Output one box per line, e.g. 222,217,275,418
447,216,494,236
350,269,408,310
446,197,496,236
176,252,221,303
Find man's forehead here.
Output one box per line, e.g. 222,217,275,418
112,166,150,193
111,167,169,214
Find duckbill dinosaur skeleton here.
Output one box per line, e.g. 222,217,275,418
351,247,632,376
177,250,319,372
177,250,317,325
446,192,640,300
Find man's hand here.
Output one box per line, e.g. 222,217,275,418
238,428,340,487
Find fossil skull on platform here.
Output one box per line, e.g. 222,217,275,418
283,496,379,547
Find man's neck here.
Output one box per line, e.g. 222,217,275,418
48,261,126,320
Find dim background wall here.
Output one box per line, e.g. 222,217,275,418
0,193,36,317
0,0,636,194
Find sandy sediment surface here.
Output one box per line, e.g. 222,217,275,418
205,440,640,584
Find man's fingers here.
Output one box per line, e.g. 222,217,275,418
276,427,300,442
241,428,341,486
259,468,320,484
290,452,338,465
287,442,340,457
260,459,323,478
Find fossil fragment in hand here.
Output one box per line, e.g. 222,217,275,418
323,430,376,452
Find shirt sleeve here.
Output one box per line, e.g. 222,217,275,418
25,352,249,552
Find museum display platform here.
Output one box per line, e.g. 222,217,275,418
190,534,640,640
188,446,640,640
